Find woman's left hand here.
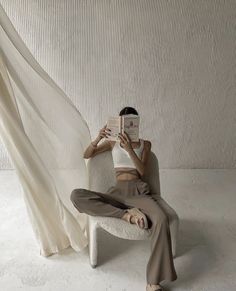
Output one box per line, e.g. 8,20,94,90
118,131,133,152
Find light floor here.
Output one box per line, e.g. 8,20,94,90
0,169,235,291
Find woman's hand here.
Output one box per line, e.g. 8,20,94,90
118,131,133,152
97,124,111,141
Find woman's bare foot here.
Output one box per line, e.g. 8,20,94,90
122,210,145,229
146,283,163,291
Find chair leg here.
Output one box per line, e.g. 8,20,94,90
88,217,98,268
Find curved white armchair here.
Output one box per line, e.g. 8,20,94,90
86,151,179,268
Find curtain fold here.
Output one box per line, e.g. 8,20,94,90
0,4,92,257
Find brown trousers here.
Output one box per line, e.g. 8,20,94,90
70,178,177,285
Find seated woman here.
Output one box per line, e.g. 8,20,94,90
70,106,178,291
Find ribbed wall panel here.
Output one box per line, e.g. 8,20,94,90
0,0,235,169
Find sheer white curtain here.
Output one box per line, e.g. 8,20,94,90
0,4,92,257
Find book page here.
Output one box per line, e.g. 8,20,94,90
106,116,121,141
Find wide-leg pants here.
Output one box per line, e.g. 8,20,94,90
70,178,178,285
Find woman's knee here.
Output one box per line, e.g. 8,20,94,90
150,210,169,228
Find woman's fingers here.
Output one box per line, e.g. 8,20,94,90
123,131,130,142
118,132,123,138
118,133,125,142
121,134,128,143
101,133,108,138
105,129,111,135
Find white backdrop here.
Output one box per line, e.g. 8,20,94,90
0,0,235,169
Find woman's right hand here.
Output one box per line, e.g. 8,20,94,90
97,124,111,140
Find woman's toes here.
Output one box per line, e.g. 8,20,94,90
126,214,146,229
138,217,145,228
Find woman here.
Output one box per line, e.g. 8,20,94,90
70,107,177,291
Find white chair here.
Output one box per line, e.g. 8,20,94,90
86,150,179,268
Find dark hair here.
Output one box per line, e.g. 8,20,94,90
119,106,139,116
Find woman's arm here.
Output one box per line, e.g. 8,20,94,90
84,124,112,159
83,139,112,159
127,140,152,176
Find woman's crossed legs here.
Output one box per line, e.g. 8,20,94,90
70,188,177,286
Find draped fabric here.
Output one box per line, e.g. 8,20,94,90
0,4,92,257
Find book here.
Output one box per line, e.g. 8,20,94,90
106,114,140,142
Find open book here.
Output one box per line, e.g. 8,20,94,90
106,114,140,142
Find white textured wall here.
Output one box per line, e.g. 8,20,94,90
0,0,235,169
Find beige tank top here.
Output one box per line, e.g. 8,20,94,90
111,139,144,169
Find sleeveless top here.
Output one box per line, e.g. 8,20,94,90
111,139,144,172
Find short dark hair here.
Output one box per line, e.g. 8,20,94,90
119,106,139,116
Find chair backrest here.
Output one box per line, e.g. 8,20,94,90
87,150,161,196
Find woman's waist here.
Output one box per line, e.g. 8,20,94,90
115,177,150,195
115,167,141,181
